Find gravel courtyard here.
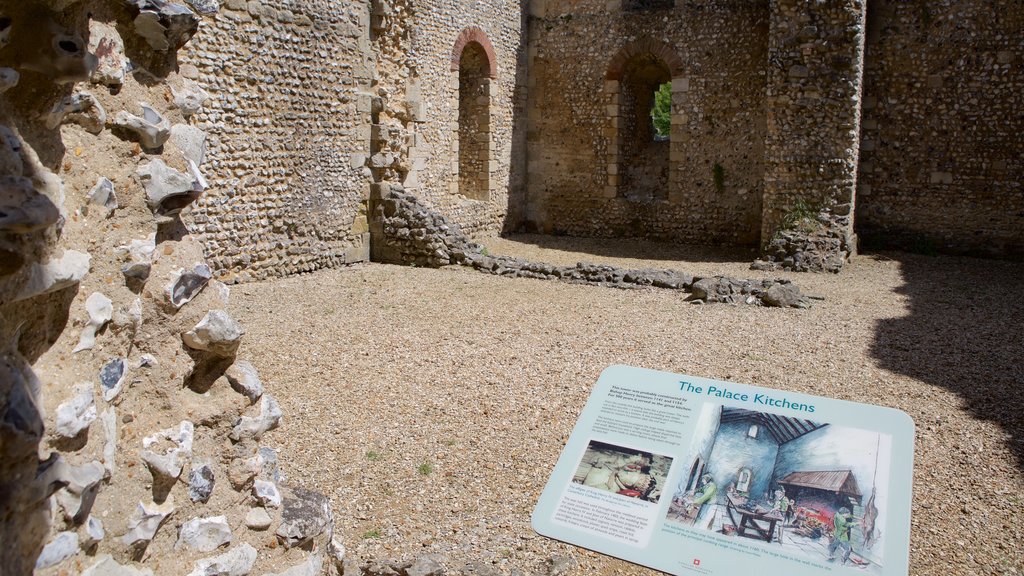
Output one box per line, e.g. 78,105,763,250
230,235,1023,576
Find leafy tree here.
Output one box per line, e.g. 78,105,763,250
651,82,671,139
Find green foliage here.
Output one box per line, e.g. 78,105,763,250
365,450,382,461
417,462,433,476
780,199,818,233
712,163,725,193
651,82,672,139
362,529,382,539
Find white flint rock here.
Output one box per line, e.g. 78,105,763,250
244,507,271,531
55,460,105,524
101,407,117,476
183,310,244,356
46,92,106,134
136,158,201,217
189,461,215,503
252,479,282,508
113,103,171,149
225,360,263,403
73,292,113,353
84,516,106,548
329,537,346,568
172,79,210,117
0,125,23,176
88,21,127,87
99,357,128,402
184,0,221,16
176,515,232,552
55,382,96,438
230,394,282,442
13,249,90,303
165,263,212,309
35,531,79,569
86,177,118,217
141,420,194,478
118,235,156,282
171,124,208,166
82,554,154,576
121,498,175,547
0,175,61,233
187,543,257,576
0,68,18,92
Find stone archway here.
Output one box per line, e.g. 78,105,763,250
450,27,497,201
604,38,685,201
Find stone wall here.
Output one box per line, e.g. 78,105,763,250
856,0,1024,258
179,0,375,283
523,0,769,245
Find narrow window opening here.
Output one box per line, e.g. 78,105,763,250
618,55,671,201
458,42,491,201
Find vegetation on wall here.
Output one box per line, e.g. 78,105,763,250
651,82,671,139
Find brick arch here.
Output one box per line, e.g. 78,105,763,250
450,26,498,79
606,37,685,80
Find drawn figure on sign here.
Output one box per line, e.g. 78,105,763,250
692,474,717,525
827,507,861,565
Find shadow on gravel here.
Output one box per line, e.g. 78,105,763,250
869,252,1024,471
501,233,758,265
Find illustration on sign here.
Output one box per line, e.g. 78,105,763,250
532,366,914,576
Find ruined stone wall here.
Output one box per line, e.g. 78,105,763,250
180,0,375,283
524,0,769,245
856,0,1024,258
396,0,529,239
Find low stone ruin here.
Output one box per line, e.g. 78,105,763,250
371,183,811,308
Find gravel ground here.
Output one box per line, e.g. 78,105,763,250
230,235,1023,576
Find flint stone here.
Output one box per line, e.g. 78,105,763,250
763,283,802,308
184,0,221,15
84,516,106,547
87,177,118,217
189,462,216,503
244,507,272,531
101,408,117,475
252,479,281,508
46,92,106,134
166,263,212,309
82,554,155,576
547,554,578,576
120,236,156,283
74,292,114,353
176,515,232,552
142,420,194,478
276,486,332,549
187,543,257,576
225,360,263,403
0,175,61,234
89,21,127,87
55,382,97,438
229,394,282,441
265,555,323,576
184,310,244,356
460,562,503,576
259,446,280,481
137,159,197,217
404,555,446,576
35,531,79,569
121,498,175,547
13,250,90,302
56,460,105,524
172,79,211,117
171,124,208,166
100,357,128,402
130,0,200,52
113,103,171,149
0,67,18,92
0,125,22,176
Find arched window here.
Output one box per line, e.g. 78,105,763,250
450,28,497,201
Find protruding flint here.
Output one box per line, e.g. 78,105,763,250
141,420,194,479
73,292,113,353
225,360,263,403
264,555,322,576
118,235,156,283
101,408,117,476
35,531,79,570
184,0,221,16
186,543,258,576
55,460,105,524
136,158,202,217
83,516,105,548
175,516,232,552
0,125,23,176
99,357,128,402
171,78,210,117
165,263,212,309
0,67,17,92
12,249,90,303
131,1,200,52
188,462,215,503
46,92,106,134
88,21,126,88
82,555,154,576
244,507,272,531
252,479,282,508
170,124,208,167
55,383,96,438
122,498,175,548
113,103,171,149
183,310,244,357
86,177,118,216
0,176,60,234
229,394,282,442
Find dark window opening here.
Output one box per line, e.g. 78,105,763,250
619,55,671,201
623,0,674,11
458,42,491,201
